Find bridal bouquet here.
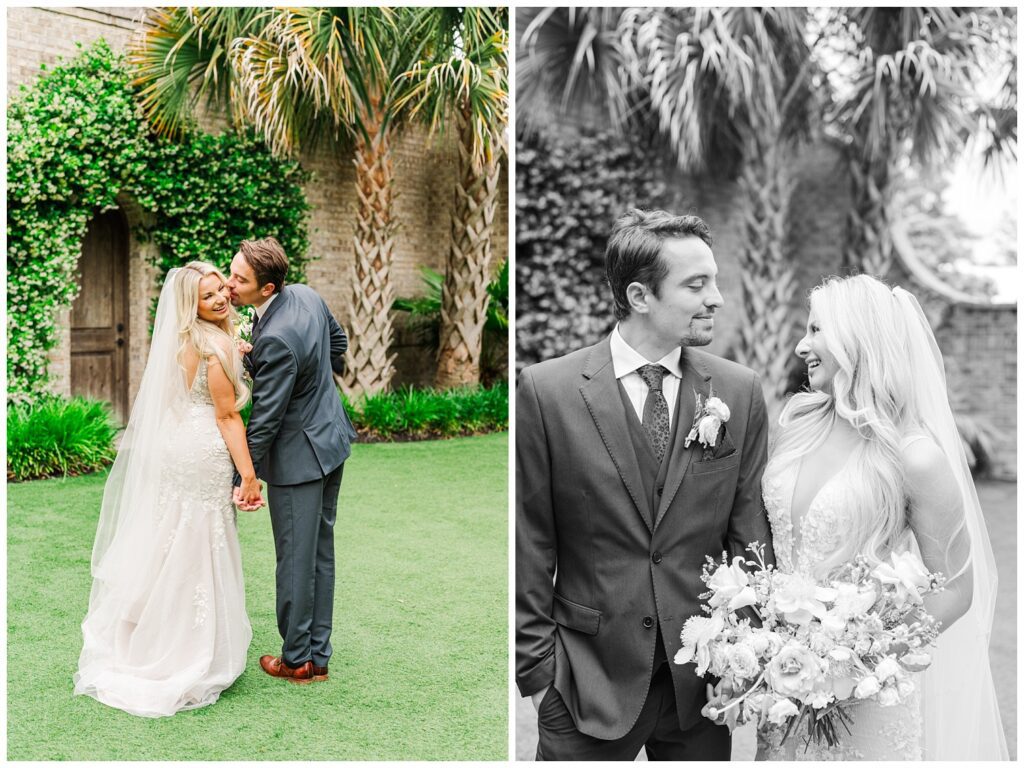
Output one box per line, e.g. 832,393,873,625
676,543,944,748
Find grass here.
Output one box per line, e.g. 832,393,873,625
8,433,509,760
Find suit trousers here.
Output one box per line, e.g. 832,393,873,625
267,463,344,668
535,663,731,761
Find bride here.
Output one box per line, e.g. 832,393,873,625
74,262,261,717
757,275,1006,760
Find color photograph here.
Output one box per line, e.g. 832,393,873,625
7,6,509,760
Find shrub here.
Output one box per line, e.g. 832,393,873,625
7,396,118,481
344,383,508,441
516,126,671,372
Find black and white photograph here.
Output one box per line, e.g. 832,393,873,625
7,5,509,760
514,6,1016,761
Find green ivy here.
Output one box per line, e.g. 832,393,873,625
7,39,311,399
515,126,671,372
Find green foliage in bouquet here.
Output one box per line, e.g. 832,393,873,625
7,39,311,399
516,126,670,371
343,383,508,440
7,396,118,481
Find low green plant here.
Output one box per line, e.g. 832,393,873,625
7,396,118,481
344,383,508,440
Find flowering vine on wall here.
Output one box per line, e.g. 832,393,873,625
7,39,312,399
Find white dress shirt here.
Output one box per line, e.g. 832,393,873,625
610,325,685,427
254,292,278,323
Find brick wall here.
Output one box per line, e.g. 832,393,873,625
7,7,509,406
937,304,1017,480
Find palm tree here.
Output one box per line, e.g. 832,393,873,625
131,7,428,396
395,8,509,388
621,8,813,418
517,7,631,136
820,7,1015,277
517,7,813,417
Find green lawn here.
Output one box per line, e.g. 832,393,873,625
8,433,509,760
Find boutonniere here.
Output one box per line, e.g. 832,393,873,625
684,387,731,450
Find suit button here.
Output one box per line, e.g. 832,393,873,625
656,485,664,496
643,616,654,628
652,551,663,564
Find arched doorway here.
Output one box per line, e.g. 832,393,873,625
71,208,129,424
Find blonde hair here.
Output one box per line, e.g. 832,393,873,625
174,262,249,412
768,274,922,577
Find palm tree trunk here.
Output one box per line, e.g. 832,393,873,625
435,111,501,388
843,154,897,278
341,116,398,397
732,125,800,422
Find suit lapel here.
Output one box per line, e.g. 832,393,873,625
255,287,289,339
579,338,652,535
654,349,712,529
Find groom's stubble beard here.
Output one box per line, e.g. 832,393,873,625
680,318,715,347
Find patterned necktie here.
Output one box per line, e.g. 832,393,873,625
638,364,671,461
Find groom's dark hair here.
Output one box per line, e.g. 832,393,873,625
239,237,289,294
605,209,713,320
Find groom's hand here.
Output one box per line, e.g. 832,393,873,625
530,685,550,713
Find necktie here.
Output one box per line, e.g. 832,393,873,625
638,364,670,461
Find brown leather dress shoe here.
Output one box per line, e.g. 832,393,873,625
312,665,328,682
260,655,314,683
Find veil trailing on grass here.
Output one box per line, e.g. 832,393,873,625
892,287,1007,760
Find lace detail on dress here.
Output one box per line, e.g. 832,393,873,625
762,468,794,573
760,455,924,760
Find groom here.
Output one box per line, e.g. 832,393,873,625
228,236,357,683
516,209,774,760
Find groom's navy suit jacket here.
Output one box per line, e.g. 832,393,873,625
516,336,774,740
244,284,356,486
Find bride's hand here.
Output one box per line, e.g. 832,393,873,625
702,680,738,731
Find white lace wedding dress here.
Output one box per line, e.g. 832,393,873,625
760,452,923,760
74,359,252,717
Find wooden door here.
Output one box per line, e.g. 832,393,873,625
71,209,129,424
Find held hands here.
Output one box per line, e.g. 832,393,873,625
234,476,265,511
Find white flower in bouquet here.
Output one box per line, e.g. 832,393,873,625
872,551,932,608
854,675,881,699
767,697,800,724
675,614,725,675
747,630,780,659
901,650,932,669
806,686,833,709
874,656,901,683
726,642,761,682
807,628,836,656
766,642,826,700
772,572,836,625
824,646,861,700
877,685,901,707
708,556,758,611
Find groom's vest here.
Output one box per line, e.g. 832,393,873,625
616,380,686,667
